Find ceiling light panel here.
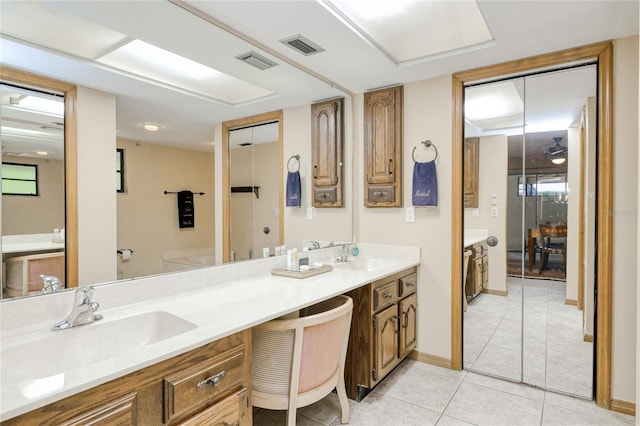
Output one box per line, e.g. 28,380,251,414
465,81,523,122
0,1,129,59
97,40,273,104
324,0,493,63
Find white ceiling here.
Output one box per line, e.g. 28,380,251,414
0,0,637,155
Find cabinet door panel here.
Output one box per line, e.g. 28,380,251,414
463,137,479,208
178,388,248,426
364,86,402,207
374,305,399,383
311,98,343,207
399,293,418,358
61,392,138,426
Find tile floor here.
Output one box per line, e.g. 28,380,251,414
463,276,593,398
252,359,634,425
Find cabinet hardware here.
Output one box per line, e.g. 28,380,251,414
372,368,378,381
313,165,318,179
196,371,226,390
402,312,409,328
384,292,393,299
388,159,393,175
405,282,415,288
394,315,401,334
373,191,388,197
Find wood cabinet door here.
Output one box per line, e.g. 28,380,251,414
364,86,402,207
374,305,399,383
311,98,343,207
463,137,479,208
399,293,418,359
473,257,484,295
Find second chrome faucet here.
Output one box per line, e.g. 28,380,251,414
52,286,103,331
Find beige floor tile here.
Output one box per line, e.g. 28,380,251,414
464,371,545,402
443,381,543,426
328,391,440,426
542,401,633,425
435,414,478,425
544,392,634,425
297,392,346,425
253,407,325,426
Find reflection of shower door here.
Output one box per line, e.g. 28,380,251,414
463,65,596,399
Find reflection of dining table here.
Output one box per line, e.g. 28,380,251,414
527,229,540,270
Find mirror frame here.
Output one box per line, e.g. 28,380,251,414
222,110,284,263
451,41,613,407
0,67,78,289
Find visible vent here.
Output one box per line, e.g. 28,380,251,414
280,34,325,56
235,51,278,70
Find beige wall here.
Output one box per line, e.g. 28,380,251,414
77,86,117,286
464,134,508,293
611,35,638,403
229,142,279,260
2,156,65,235
357,76,454,359
116,138,214,278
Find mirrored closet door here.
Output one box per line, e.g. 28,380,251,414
463,65,596,399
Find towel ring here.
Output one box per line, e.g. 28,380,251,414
412,140,438,163
288,155,300,172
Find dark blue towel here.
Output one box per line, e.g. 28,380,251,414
286,171,301,207
412,161,437,206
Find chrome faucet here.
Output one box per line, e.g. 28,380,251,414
335,244,351,263
308,240,321,250
41,274,62,294
52,286,103,331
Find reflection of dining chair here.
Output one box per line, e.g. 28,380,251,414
463,250,472,312
251,295,353,425
538,224,567,273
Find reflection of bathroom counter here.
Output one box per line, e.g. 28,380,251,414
464,235,487,248
2,233,64,255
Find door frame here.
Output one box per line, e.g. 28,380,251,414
1,67,79,288
450,41,613,408
221,110,284,263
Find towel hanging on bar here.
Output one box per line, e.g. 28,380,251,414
286,171,301,207
412,160,438,207
177,190,195,228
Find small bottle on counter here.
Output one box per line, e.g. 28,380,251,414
351,237,359,257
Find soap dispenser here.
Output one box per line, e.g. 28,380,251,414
351,237,359,257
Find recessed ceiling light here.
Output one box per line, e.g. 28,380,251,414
144,123,160,132
36,151,49,156
15,96,64,116
551,157,567,165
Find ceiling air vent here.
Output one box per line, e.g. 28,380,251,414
235,51,278,70
280,34,325,56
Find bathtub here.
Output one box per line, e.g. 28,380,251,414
162,248,215,272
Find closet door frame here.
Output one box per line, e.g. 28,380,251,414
450,41,613,409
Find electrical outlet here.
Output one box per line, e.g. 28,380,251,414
406,207,415,223
306,206,313,220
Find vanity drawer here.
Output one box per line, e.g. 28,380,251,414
178,388,249,426
373,280,398,311
367,185,395,205
164,345,245,423
399,273,417,297
314,187,338,204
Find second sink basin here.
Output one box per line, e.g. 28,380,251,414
2,311,197,380
334,258,396,271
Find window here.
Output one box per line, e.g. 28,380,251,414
116,148,124,193
2,162,38,196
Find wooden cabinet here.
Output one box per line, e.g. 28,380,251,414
4,331,251,426
463,137,479,208
344,267,417,401
465,242,488,300
311,97,344,207
364,86,403,207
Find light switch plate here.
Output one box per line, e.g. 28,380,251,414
472,209,479,217
406,207,415,223
491,207,498,217
306,207,313,220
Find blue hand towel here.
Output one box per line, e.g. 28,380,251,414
286,171,301,207
412,160,437,206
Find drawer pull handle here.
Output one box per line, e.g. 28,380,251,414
196,371,226,390
374,191,388,197
405,282,415,288
403,312,409,328
388,159,393,175
384,292,393,299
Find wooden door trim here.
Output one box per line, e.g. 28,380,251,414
0,67,78,288
451,41,613,409
221,110,283,263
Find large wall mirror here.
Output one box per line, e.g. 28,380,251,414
0,1,349,300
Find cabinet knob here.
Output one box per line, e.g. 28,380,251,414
196,371,226,390
384,292,393,299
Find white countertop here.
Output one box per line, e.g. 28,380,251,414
464,235,487,247
2,233,64,254
0,244,419,421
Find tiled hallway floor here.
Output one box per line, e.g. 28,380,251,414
253,359,634,425
464,276,593,398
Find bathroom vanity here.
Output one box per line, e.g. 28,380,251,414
0,244,420,424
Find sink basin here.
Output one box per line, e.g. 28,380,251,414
334,258,396,271
2,311,197,380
